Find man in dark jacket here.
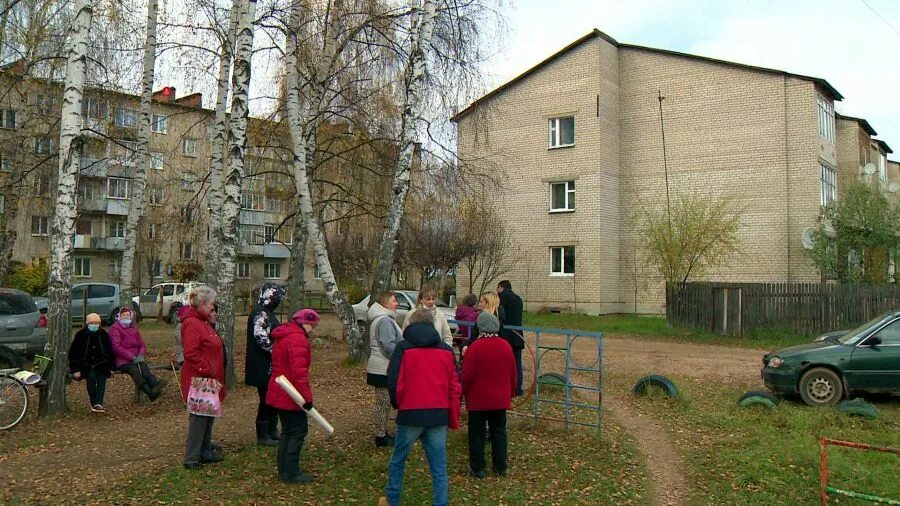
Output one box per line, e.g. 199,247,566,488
497,280,525,395
245,282,286,446
380,311,460,506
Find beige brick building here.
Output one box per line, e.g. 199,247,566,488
453,29,898,314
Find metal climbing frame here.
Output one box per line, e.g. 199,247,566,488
820,438,900,505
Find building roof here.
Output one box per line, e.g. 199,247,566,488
452,29,844,122
874,139,893,154
836,113,877,136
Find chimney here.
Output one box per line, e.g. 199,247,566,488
152,86,176,102
175,93,203,108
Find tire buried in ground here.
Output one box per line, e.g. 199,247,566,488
537,372,567,388
836,398,880,420
632,374,678,398
737,390,779,409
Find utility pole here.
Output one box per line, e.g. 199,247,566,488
658,90,672,231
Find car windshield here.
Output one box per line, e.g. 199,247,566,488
838,312,896,345
406,291,449,307
0,292,37,315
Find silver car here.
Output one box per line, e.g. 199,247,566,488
34,282,133,325
0,288,48,361
352,290,457,330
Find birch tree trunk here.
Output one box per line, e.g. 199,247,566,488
206,1,241,290
368,0,437,312
119,0,158,308
217,0,255,387
0,194,19,286
285,217,308,311
284,0,364,362
40,0,92,418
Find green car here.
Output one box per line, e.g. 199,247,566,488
762,310,900,406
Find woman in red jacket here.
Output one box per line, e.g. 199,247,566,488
180,286,227,470
266,308,319,484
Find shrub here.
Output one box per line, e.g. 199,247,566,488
6,259,49,295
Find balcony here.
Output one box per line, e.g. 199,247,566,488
92,236,125,251
238,209,266,226
264,243,291,259
80,156,108,177
106,199,129,215
74,234,92,249
79,197,107,212
238,243,264,256
83,118,108,138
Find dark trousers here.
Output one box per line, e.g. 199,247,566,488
85,368,107,406
277,409,309,480
467,410,508,474
256,384,277,422
513,347,524,395
119,362,159,392
184,414,216,465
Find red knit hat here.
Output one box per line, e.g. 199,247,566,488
292,309,321,326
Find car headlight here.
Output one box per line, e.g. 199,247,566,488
767,357,784,368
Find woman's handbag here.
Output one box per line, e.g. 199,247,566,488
186,376,222,417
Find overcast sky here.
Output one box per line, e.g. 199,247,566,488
478,0,900,155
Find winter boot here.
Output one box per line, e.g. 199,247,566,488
276,435,289,480
139,381,161,401
267,414,281,441
256,421,279,447
281,437,313,484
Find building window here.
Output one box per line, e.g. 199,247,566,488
550,246,575,276
109,258,121,278
264,225,276,243
0,109,16,129
820,163,836,207
0,195,3,213
151,114,167,134
241,192,265,210
107,177,130,199
148,223,157,239
31,216,49,236
34,136,54,155
115,107,138,128
237,262,250,279
817,94,834,144
264,262,281,279
148,187,163,206
180,242,193,260
152,260,162,277
74,257,92,277
36,94,55,115
550,181,575,212
181,206,194,223
78,180,95,201
182,138,197,157
549,116,575,148
35,174,50,194
181,173,197,191
109,221,126,238
276,225,293,245
0,152,10,172
83,97,108,119
150,152,164,171
878,152,887,182
75,218,92,235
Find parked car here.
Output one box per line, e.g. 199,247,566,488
132,281,205,323
34,283,137,325
0,288,48,364
352,290,457,330
762,310,900,406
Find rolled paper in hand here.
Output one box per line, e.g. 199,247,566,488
275,375,334,436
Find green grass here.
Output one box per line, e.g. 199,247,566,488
523,312,814,350
102,419,649,505
616,374,900,505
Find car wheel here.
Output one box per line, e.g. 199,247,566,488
108,308,119,325
799,367,843,406
0,345,24,370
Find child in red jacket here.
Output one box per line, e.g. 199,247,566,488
461,312,517,478
265,308,319,484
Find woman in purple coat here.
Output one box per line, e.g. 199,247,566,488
108,307,167,401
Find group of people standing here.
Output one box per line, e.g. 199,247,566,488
368,281,524,506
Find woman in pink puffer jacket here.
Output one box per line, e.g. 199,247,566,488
109,307,167,401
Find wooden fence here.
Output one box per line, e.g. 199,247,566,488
667,282,900,337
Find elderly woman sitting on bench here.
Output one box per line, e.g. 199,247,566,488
109,307,167,401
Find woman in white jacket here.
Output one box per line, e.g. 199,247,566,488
366,291,403,448
401,286,452,346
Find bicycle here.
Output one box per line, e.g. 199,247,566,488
0,368,29,430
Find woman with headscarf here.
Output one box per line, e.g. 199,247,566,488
109,306,166,401
245,282,286,446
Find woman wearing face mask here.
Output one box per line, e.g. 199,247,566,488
400,286,452,346
68,313,115,412
109,307,167,401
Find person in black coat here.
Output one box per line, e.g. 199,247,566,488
496,280,525,396
245,282,286,446
68,313,115,412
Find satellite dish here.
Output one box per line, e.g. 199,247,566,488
801,227,816,250
863,163,877,175
890,183,899,193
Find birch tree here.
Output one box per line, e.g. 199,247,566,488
40,0,92,418
217,0,255,386
119,0,159,307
